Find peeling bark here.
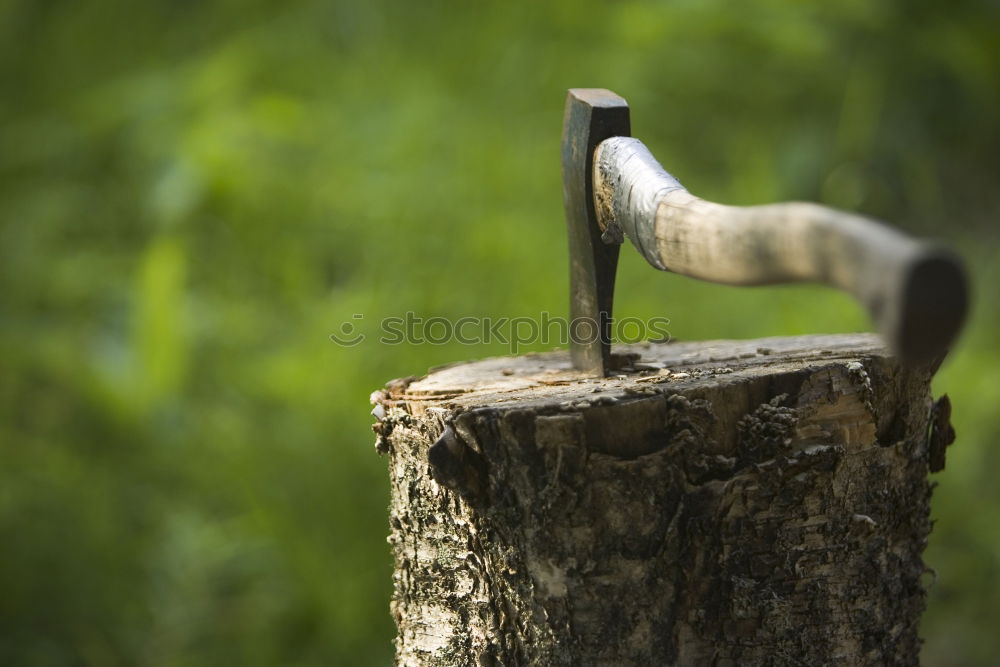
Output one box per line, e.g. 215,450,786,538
374,334,945,666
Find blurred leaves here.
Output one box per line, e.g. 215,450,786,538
1,0,998,665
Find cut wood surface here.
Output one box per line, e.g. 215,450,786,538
373,334,949,666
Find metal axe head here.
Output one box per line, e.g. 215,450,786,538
561,89,631,376
561,88,969,376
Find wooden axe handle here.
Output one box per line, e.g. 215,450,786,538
594,136,968,363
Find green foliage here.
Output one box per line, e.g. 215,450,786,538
1,0,997,664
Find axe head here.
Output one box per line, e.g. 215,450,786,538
561,89,630,376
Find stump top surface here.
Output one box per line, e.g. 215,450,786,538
383,333,888,412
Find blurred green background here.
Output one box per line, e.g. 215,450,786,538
1,0,998,664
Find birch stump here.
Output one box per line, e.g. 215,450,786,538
372,334,954,666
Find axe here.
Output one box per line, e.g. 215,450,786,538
562,88,969,376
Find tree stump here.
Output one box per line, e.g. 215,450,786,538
372,334,950,666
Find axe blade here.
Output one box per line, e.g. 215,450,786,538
561,89,631,376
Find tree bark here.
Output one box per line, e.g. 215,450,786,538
373,334,949,666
